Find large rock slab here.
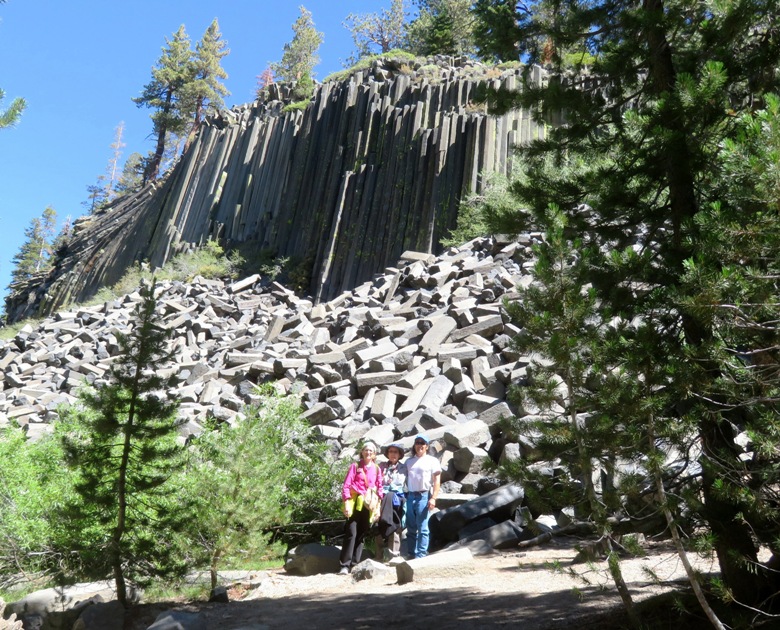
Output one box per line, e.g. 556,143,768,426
419,316,457,356
431,484,525,542
147,611,207,630
396,548,476,584
7,581,124,618
443,419,491,449
73,601,125,630
456,520,530,549
284,543,341,576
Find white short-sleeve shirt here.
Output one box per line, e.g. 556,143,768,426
405,454,441,493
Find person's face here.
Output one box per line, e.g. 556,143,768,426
361,446,375,462
414,439,428,455
387,447,401,463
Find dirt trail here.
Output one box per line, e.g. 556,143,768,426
125,539,718,629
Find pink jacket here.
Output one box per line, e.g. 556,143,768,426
342,461,384,502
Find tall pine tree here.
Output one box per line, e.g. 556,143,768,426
271,6,323,101
406,0,475,56
183,19,229,149
59,282,187,605
479,0,780,613
133,26,193,183
502,207,643,626
9,206,57,287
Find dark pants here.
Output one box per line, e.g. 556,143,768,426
340,506,371,569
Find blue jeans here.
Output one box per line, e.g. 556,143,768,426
406,491,431,558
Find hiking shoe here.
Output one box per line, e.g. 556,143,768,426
338,566,349,575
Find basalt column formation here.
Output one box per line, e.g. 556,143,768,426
5,58,545,324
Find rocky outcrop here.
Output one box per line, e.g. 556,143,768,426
1,234,547,547
5,57,545,324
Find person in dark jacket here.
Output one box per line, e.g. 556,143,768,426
375,442,407,561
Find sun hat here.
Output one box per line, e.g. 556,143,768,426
383,442,405,456
414,434,430,444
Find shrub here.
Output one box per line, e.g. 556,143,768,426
0,427,74,583
182,387,345,586
282,100,310,113
441,171,518,247
88,239,242,306
323,50,418,83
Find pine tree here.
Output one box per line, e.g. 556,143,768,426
9,206,57,286
481,0,780,613
83,176,109,214
133,26,194,183
343,0,407,65
502,207,641,627
51,215,72,256
271,6,324,93
255,67,274,100
114,152,144,197
406,0,475,56
182,19,229,148
187,391,301,588
257,67,274,89
58,282,187,605
471,0,521,63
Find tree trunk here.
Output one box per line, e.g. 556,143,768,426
146,88,175,183
606,538,641,629
210,548,221,591
655,469,726,629
642,0,698,255
112,343,144,607
112,410,133,607
700,419,765,606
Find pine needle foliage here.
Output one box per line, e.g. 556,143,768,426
58,281,188,605
271,6,324,100
184,386,344,587
501,206,641,626
0,88,25,129
478,0,780,619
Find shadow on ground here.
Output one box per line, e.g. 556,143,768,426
124,582,717,630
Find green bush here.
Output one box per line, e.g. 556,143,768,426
88,239,242,306
441,171,518,247
323,49,418,83
282,100,310,113
182,387,345,586
0,427,74,584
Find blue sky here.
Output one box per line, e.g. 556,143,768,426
0,0,392,306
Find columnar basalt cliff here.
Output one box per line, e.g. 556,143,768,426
5,57,545,324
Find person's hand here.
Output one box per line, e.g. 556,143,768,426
343,506,351,517
428,497,436,510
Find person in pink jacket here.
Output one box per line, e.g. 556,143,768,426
339,442,384,574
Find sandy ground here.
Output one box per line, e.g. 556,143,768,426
125,538,720,630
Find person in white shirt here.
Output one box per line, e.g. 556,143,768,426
404,433,441,558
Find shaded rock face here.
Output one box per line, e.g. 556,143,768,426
5,57,546,324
